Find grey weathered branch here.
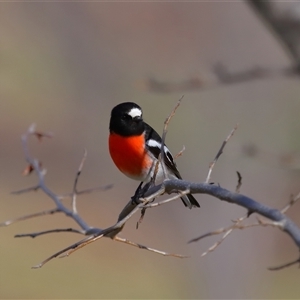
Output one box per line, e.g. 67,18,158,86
160,179,300,247
2,124,186,268
3,117,300,270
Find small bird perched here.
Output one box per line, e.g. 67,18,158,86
109,102,200,209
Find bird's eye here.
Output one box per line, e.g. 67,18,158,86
121,114,131,120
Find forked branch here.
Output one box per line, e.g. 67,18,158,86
2,102,300,271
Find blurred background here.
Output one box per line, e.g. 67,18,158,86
1,1,300,299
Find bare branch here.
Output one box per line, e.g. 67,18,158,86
189,212,288,258
26,180,179,268
59,234,105,259
188,215,247,247
59,184,114,199
10,125,183,268
73,149,87,194
4,110,300,271
36,186,190,267
11,185,40,195
186,186,300,265
31,235,100,269
71,149,87,214
135,98,184,228
268,257,300,271
144,190,190,208
15,228,85,238
32,194,182,267
200,227,235,257
19,126,93,231
174,145,185,160
160,96,183,179
281,191,300,214
113,236,188,258
0,208,59,227
149,179,300,254
205,124,238,183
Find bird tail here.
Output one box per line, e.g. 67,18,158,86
181,193,200,209
166,174,200,209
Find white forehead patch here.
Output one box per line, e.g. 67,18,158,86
128,107,142,118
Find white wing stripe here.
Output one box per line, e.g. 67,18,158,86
146,139,173,160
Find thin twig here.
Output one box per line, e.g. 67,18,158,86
189,215,247,244
281,191,300,214
174,145,185,160
15,228,86,238
268,257,300,271
37,193,190,266
11,185,40,195
5,110,300,271
59,184,114,199
71,149,87,214
31,186,179,268
73,149,87,194
205,124,238,183
0,209,60,227
136,159,161,228
137,189,191,230
160,96,183,179
32,235,99,269
144,190,190,208
59,234,105,258
200,228,234,257
188,192,298,260
9,112,192,268
77,184,114,194
194,214,287,258
113,236,189,258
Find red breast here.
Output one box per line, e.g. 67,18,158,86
109,133,151,180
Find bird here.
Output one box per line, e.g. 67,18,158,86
108,102,200,209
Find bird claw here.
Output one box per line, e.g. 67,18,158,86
131,181,154,205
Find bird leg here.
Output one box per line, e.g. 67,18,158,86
131,182,145,205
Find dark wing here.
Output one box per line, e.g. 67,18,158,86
144,122,200,208
144,122,182,179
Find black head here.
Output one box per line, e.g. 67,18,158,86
109,102,145,136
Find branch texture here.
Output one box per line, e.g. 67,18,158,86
2,111,300,271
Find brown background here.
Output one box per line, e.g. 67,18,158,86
1,2,300,299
